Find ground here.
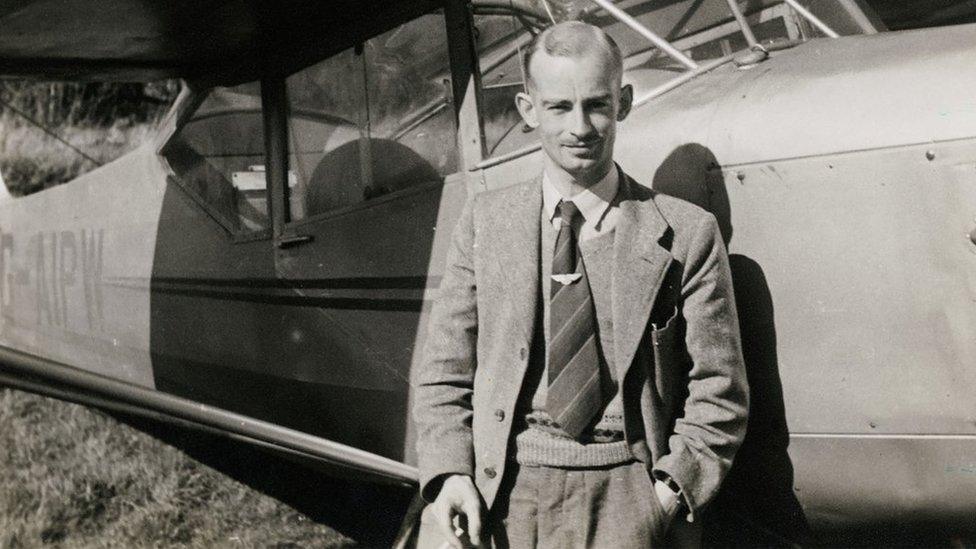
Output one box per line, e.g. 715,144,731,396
0,387,359,548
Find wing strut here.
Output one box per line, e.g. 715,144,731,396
781,0,841,38
588,0,699,69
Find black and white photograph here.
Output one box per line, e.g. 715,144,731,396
0,1,974,547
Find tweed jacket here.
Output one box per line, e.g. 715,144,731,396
412,169,749,521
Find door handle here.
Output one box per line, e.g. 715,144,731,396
276,234,314,249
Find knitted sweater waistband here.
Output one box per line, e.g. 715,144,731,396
513,426,634,468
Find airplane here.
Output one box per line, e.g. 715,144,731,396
1,0,974,545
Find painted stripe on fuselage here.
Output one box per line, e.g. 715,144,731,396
104,275,442,312
144,275,439,290
134,285,424,312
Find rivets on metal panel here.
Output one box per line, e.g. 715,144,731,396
736,171,746,182
925,150,936,161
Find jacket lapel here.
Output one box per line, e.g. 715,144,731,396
489,178,541,350
612,172,673,383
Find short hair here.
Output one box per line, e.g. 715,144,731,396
522,21,623,87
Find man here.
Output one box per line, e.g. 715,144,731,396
412,20,748,548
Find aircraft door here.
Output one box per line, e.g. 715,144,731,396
266,7,471,463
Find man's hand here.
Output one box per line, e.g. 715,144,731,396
430,474,485,548
653,480,682,532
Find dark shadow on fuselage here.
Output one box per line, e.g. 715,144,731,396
150,134,446,539
652,143,809,546
151,135,444,457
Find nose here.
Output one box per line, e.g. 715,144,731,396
569,105,595,141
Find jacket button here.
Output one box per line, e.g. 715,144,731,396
519,347,527,360
494,409,505,421
484,467,497,479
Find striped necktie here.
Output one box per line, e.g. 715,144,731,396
546,200,603,438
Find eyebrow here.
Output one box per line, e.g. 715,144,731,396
583,94,613,104
540,93,613,106
541,98,572,107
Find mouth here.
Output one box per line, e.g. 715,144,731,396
563,141,598,152
562,141,600,157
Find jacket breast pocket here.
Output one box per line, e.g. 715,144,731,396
650,306,689,409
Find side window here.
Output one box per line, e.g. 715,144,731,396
162,81,270,233
285,9,457,221
474,14,538,158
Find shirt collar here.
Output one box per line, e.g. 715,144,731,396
542,165,620,225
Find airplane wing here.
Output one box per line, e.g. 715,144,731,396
0,0,440,81
4,0,974,82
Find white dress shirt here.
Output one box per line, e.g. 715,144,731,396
541,165,621,239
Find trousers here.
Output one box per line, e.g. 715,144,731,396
487,461,701,549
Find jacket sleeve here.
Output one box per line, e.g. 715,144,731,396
652,212,750,521
411,198,479,502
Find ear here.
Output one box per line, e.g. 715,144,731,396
617,84,634,122
515,90,539,129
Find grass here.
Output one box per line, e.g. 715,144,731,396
0,80,176,196
0,388,357,548
0,115,154,196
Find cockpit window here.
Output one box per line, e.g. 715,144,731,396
284,9,457,221
474,14,536,158
162,81,270,234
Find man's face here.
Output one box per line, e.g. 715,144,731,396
516,50,632,182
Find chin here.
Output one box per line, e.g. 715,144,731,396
559,152,595,168
560,156,603,176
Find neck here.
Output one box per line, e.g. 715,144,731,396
544,157,613,197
